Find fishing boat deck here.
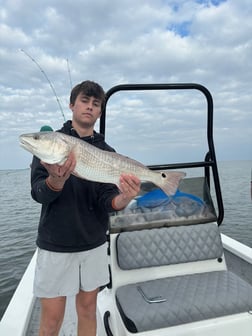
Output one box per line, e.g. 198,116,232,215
1,176,251,335
4,176,252,336
23,237,252,336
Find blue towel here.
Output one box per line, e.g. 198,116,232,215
136,189,205,217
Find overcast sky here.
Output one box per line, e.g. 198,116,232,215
0,0,251,170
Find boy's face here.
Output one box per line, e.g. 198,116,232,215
70,93,102,128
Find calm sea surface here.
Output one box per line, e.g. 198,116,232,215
0,160,251,319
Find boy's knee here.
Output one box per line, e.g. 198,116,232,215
76,290,98,319
39,317,63,336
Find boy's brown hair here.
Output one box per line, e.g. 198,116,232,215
70,80,106,108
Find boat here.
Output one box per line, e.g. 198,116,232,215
0,83,251,335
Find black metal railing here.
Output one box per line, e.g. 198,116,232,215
100,83,224,224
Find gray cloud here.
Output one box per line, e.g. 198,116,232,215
0,0,251,169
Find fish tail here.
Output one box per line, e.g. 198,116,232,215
158,171,186,196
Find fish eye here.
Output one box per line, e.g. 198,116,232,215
161,172,167,178
33,134,40,140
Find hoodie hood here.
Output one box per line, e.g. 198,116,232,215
58,120,115,151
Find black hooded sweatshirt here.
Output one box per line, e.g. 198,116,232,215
31,120,119,252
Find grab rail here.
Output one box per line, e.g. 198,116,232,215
101,83,224,225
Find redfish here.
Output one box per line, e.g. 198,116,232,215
19,132,185,195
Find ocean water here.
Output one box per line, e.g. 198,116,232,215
0,160,251,320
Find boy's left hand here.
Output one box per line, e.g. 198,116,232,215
119,173,141,199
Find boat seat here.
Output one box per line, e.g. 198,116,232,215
115,223,252,333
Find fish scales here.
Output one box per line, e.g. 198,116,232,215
19,132,186,195
76,142,160,184
75,142,146,183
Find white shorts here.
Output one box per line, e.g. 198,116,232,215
33,243,109,298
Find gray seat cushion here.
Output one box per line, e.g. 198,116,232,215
117,223,223,270
116,271,252,333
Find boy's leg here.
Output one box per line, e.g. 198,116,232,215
76,289,99,336
76,243,109,336
39,296,66,336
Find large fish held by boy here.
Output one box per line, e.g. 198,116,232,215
19,132,185,196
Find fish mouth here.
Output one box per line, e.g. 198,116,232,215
19,136,35,151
